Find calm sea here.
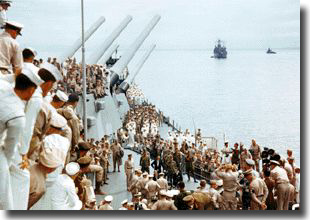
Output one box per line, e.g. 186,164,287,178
134,49,300,165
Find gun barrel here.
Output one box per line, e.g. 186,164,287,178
130,44,156,84
59,16,105,62
87,16,132,64
110,15,160,76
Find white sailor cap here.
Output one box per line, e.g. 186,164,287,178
50,112,67,129
104,195,113,202
166,191,173,198
65,162,80,176
246,159,255,166
23,47,37,57
40,62,63,81
21,67,44,86
159,190,167,196
121,199,128,205
55,90,68,102
4,21,23,35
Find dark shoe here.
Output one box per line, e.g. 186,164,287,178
106,178,109,180
113,170,116,172
118,170,120,172
104,182,108,185
194,180,198,183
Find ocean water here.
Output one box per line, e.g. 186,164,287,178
134,49,300,165
9,1,300,165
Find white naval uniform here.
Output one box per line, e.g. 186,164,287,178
0,80,26,210
11,79,43,210
49,174,82,210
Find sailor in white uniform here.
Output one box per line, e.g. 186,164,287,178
50,162,82,210
0,68,41,210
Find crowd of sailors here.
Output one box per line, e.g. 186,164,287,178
0,0,300,211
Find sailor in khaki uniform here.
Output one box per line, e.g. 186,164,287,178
0,20,23,79
0,69,40,210
57,93,80,153
27,63,63,161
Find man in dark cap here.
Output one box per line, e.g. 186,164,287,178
77,156,106,195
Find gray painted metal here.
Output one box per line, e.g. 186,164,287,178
87,16,132,64
58,16,105,62
110,15,161,77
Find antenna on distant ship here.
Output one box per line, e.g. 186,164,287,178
81,0,87,140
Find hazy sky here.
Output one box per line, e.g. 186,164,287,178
9,0,299,55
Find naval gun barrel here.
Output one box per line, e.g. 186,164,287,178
119,44,156,92
87,16,132,64
98,44,119,65
109,15,160,90
58,16,105,63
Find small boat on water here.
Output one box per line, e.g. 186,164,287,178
266,48,276,54
212,39,227,59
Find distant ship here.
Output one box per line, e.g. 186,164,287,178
266,48,276,54
212,39,227,59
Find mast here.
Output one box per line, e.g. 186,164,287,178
81,0,87,140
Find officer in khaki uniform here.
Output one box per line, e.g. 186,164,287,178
215,164,239,210
151,190,177,210
77,156,105,195
129,169,142,199
243,169,268,210
0,20,23,79
270,160,290,210
124,154,134,189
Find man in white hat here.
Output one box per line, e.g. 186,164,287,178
28,143,64,209
0,0,11,28
0,20,23,78
57,93,80,156
0,70,40,210
51,90,68,109
270,160,290,210
119,199,128,210
98,195,113,210
49,162,82,210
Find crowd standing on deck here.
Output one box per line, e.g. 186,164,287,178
0,0,300,210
